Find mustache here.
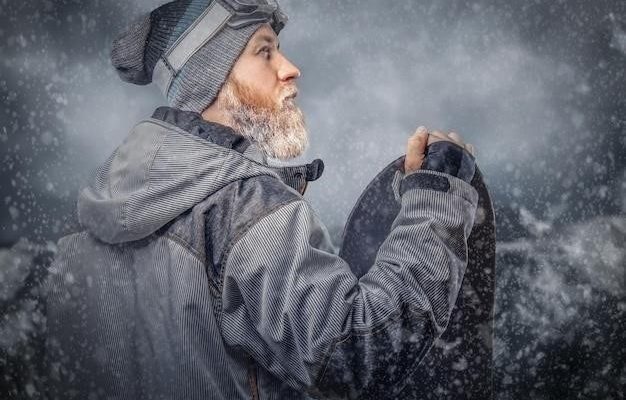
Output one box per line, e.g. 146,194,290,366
282,85,298,101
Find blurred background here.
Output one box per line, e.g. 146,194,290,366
1,0,624,398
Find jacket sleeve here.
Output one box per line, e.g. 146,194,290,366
220,169,478,399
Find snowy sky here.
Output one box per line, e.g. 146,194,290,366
1,0,624,245
1,0,624,244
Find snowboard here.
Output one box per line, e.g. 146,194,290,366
339,156,496,399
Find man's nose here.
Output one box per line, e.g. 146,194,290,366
277,53,301,82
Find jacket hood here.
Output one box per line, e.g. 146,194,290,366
77,107,323,244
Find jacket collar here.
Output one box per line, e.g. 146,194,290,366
151,107,324,194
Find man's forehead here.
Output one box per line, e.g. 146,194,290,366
249,25,279,46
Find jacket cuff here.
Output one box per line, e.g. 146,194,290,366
392,169,478,205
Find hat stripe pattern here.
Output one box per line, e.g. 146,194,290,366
153,1,232,96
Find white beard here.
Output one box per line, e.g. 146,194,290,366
217,77,308,161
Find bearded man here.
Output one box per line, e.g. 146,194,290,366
45,1,479,399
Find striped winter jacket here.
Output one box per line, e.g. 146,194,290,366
45,107,478,400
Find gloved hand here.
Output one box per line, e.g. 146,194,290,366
404,126,476,182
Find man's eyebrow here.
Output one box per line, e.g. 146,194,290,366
253,34,280,49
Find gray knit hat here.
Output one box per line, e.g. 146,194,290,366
111,0,287,112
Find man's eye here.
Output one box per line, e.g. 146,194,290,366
260,48,271,59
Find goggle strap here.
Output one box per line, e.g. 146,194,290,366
153,1,232,97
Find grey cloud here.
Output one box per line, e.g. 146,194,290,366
280,0,597,234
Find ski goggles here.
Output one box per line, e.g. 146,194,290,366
223,0,288,32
